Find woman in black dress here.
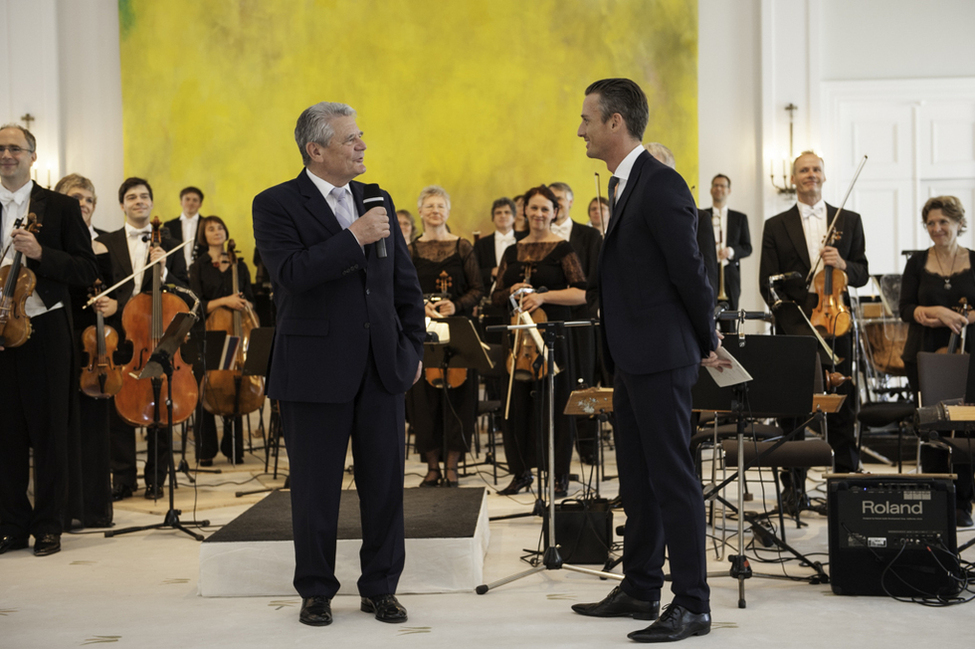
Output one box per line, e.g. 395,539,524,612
189,216,255,465
406,186,484,487
492,185,587,497
899,195,975,527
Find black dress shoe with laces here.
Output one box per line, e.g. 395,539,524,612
111,484,133,501
0,534,29,554
497,472,533,495
360,593,408,623
299,596,332,626
554,474,569,499
571,586,659,620
627,603,710,643
33,533,61,557
957,509,974,528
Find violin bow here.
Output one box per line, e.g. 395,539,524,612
84,238,194,308
805,155,868,285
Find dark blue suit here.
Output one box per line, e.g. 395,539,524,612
598,150,716,614
253,169,425,599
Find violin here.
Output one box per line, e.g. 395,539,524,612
936,298,971,355
0,213,41,348
809,228,852,339
200,239,265,416
114,217,199,426
79,280,123,398
425,271,467,389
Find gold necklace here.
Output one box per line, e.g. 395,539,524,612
933,246,959,290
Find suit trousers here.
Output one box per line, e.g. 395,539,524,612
0,309,72,538
614,363,710,614
279,350,406,599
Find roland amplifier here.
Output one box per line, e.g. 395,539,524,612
828,476,960,597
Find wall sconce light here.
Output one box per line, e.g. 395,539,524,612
770,103,797,195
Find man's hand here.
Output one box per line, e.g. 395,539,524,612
148,245,167,265
701,332,733,371
413,359,423,385
348,207,390,245
820,246,846,271
11,228,42,260
717,246,732,261
434,299,456,317
94,296,118,318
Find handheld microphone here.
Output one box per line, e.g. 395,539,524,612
768,271,802,283
362,183,387,259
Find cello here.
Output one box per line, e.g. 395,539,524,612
79,279,123,398
114,217,199,426
200,239,265,417
0,213,41,348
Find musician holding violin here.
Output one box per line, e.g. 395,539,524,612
899,195,975,527
406,186,484,488
491,184,587,498
0,125,98,557
759,151,869,479
57,173,117,528
189,215,257,465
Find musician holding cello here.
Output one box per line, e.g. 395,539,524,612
759,151,869,485
189,215,257,466
0,125,97,557
406,186,483,488
899,196,975,527
491,185,587,498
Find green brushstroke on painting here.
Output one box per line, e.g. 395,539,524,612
119,0,697,254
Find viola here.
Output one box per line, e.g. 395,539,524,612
936,298,971,355
114,217,199,426
425,270,467,389
200,239,265,417
809,229,852,339
79,280,123,398
0,214,41,348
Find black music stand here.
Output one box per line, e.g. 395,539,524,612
107,312,210,541
693,334,828,607
422,317,494,484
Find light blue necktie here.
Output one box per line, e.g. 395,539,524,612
330,187,355,230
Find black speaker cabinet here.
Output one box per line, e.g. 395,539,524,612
828,475,960,597
543,499,613,564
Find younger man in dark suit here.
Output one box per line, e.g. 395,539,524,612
472,197,517,292
162,186,204,285
706,174,751,327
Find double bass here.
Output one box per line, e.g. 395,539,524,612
79,280,123,398
114,218,199,426
200,240,265,417
0,214,41,348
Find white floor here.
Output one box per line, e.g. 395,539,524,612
3,425,974,649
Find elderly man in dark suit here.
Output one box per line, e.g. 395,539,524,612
704,174,751,325
253,102,425,628
570,80,727,643
760,151,868,477
0,124,97,557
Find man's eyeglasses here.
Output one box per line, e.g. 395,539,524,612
0,145,34,155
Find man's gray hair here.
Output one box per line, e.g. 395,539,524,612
294,102,356,166
549,182,574,202
645,142,676,169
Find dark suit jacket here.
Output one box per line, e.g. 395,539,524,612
695,211,719,299
598,150,717,375
472,232,517,290
699,208,751,308
567,221,603,318
759,204,868,310
21,184,98,310
252,170,425,403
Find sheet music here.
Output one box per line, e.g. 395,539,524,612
706,346,753,387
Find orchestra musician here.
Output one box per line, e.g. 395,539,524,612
396,209,416,243
252,101,425,627
704,173,751,329
57,173,115,528
587,196,609,231
899,195,975,528
162,186,205,285
759,151,869,481
472,197,518,292
189,215,255,466
0,125,98,557
491,184,587,498
406,186,483,488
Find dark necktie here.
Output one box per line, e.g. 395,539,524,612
608,176,620,219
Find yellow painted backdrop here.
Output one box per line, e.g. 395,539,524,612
119,0,697,255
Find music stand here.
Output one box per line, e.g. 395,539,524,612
693,334,828,607
422,317,493,484
564,387,614,497
107,312,210,541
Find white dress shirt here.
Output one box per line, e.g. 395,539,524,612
178,212,200,267
0,180,62,316
494,229,516,265
607,144,646,225
550,217,573,242
711,205,733,264
125,221,154,291
798,199,827,273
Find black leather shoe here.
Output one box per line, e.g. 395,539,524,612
571,586,659,620
144,484,163,500
361,593,408,623
199,459,213,467
957,509,974,528
0,534,29,554
33,533,61,557
299,596,332,626
497,472,533,495
419,468,441,488
111,484,133,501
627,603,711,643
554,474,569,499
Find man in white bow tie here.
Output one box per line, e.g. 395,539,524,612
759,151,869,485
0,124,97,557
95,177,181,501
